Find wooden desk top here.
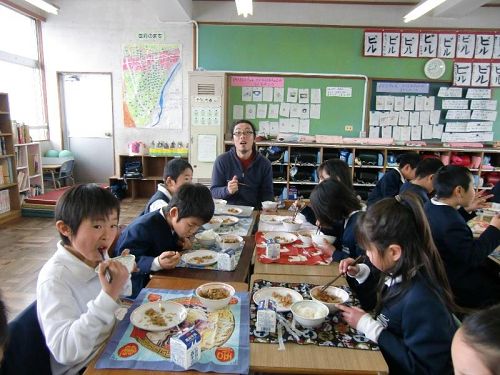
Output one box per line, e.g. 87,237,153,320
42,164,62,169
253,259,340,277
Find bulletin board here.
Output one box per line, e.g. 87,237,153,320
227,74,366,137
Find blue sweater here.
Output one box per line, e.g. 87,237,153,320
399,181,429,204
367,168,403,206
424,201,500,308
115,210,181,296
210,147,274,208
349,272,457,375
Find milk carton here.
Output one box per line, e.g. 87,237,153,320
265,239,280,261
256,298,277,333
217,248,237,271
170,328,201,369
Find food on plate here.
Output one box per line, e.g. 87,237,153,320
300,232,311,238
191,255,214,264
145,308,173,326
209,218,219,224
199,288,230,300
222,217,235,225
312,290,342,304
272,292,293,308
222,237,239,244
295,305,323,319
227,208,240,214
274,236,287,243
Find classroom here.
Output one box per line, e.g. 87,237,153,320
0,0,499,374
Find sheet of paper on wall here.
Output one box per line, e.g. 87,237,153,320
252,87,263,102
245,104,256,119
279,118,291,132
442,99,469,110
392,126,402,141
310,104,321,119
411,126,422,141
453,62,472,86
376,96,387,111
445,122,468,132
398,111,409,126
471,63,491,87
423,96,435,111
466,88,491,99
197,135,217,162
409,111,420,126
257,103,268,118
470,100,497,111
287,88,298,103
422,124,433,139
299,119,310,134
401,126,411,141
404,95,415,111
259,121,270,135
419,111,430,126
274,87,284,102
438,87,463,97
298,88,310,103
415,96,425,111
310,88,321,104
446,110,471,120
432,124,444,139
233,105,244,120
242,87,252,101
289,103,301,118
471,110,497,121
262,87,273,102
382,126,392,139
279,102,290,117
289,118,300,133
385,96,395,111
369,111,380,126
467,121,493,132
369,126,380,138
326,87,352,97
441,132,493,142
270,122,279,136
430,110,441,125
474,34,494,59
394,96,404,111
379,112,391,126
268,104,279,119
300,104,310,119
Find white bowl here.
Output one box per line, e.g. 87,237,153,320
291,300,329,328
310,286,349,313
297,230,315,246
216,234,244,250
195,230,217,247
311,234,336,248
262,201,278,211
195,282,235,311
282,218,303,232
95,254,135,274
203,217,222,230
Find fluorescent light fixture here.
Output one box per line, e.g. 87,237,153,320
24,0,59,15
404,0,447,23
235,0,253,18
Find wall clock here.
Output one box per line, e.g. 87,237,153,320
424,58,446,79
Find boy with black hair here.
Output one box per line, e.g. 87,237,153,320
424,165,500,308
141,158,193,215
399,157,443,204
116,183,214,296
367,152,420,206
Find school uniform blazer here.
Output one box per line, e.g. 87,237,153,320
424,201,500,307
399,181,429,205
350,272,457,375
115,210,181,296
367,168,403,206
210,147,274,209
340,211,363,259
140,187,170,216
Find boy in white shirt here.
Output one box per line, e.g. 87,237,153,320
37,184,131,375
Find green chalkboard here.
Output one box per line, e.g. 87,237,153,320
228,74,366,137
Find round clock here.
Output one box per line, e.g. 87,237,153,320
424,58,446,79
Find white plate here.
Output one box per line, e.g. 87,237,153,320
220,207,243,215
263,231,298,245
253,287,303,312
217,215,239,226
260,215,284,225
182,250,218,266
130,301,187,331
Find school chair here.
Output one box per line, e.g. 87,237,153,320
43,159,75,190
0,301,52,375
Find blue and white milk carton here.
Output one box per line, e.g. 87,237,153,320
265,239,280,261
170,327,201,369
256,298,277,333
217,248,237,271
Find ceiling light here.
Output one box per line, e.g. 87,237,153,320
235,0,253,18
24,0,59,15
404,0,447,23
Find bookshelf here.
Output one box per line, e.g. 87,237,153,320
14,142,43,203
0,93,21,224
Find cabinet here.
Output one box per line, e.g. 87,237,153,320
14,142,44,202
109,155,189,199
0,93,21,224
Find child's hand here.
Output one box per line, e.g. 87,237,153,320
227,176,238,195
292,199,306,210
339,257,360,276
336,304,366,328
178,237,192,250
464,190,494,212
315,241,335,258
490,214,500,230
98,260,129,301
158,251,180,269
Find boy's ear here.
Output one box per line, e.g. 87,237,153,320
56,220,71,237
387,244,402,262
168,206,179,219
165,176,175,187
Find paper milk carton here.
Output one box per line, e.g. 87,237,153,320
265,239,280,261
217,248,237,271
170,328,201,369
256,298,277,333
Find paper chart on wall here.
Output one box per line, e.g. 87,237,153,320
310,104,321,119
245,104,256,119
263,87,273,102
197,135,217,162
233,105,244,119
310,89,321,104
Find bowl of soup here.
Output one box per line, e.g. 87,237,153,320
310,285,349,313
195,282,235,311
203,217,223,230
216,234,244,250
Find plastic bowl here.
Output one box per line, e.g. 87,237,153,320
195,230,217,247
216,234,244,250
202,217,222,230
291,300,329,328
310,286,349,313
195,282,235,311
297,230,315,246
262,201,278,211
282,218,303,232
311,234,336,248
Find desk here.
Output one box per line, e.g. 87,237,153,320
42,163,61,190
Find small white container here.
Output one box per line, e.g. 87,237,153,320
311,234,336,248
216,234,244,251
195,230,216,247
297,230,315,246
170,327,201,369
195,282,235,312
265,242,281,260
291,300,329,329
217,248,237,271
262,201,278,211
282,218,303,232
256,298,277,333
310,286,349,313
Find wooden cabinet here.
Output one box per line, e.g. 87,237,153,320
0,93,21,224
109,155,188,199
14,142,43,203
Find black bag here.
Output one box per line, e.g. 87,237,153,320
110,180,127,200
123,161,143,179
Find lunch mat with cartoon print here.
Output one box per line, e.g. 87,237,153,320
96,288,250,373
255,231,332,265
250,280,379,351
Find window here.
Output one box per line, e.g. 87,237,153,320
0,4,47,141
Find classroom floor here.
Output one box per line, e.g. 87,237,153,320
0,198,147,321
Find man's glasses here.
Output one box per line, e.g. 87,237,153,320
233,131,254,137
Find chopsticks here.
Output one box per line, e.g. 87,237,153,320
99,249,113,283
319,255,364,293
226,180,249,187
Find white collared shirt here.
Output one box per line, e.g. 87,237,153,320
149,183,172,212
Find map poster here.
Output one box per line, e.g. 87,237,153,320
122,44,182,129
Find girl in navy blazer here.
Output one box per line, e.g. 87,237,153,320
337,193,459,375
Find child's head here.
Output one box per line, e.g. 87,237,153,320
310,178,361,226
55,184,120,263
433,165,475,207
0,294,6,363
452,304,500,375
164,183,215,238
414,158,444,193
163,159,193,194
317,158,353,190
397,152,421,180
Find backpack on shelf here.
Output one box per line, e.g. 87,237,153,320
123,160,143,179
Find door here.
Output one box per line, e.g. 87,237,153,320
58,72,114,184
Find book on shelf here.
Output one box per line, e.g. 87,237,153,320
28,153,39,174
0,137,6,155
0,159,11,184
0,190,10,214
17,170,26,189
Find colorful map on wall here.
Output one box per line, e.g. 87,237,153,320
122,44,182,129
